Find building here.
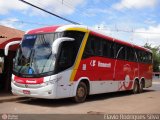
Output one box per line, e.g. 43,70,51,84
0,25,24,92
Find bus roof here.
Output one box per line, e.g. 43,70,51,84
26,25,152,53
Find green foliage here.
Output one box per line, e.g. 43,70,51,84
144,43,160,72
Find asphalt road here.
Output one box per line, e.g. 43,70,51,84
0,79,160,115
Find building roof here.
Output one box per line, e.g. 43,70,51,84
0,25,24,44
0,25,24,50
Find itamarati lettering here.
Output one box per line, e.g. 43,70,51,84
98,61,111,68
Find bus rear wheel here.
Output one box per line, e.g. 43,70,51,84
139,80,145,93
133,80,139,94
74,82,88,103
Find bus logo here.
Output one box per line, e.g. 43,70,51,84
90,60,96,67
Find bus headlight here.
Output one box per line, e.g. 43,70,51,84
42,80,55,86
41,78,59,86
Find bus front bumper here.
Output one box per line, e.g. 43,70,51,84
11,82,57,99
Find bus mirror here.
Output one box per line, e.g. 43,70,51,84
5,41,21,56
52,37,75,54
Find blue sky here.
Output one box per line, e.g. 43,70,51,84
0,0,160,46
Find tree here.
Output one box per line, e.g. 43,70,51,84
144,43,160,72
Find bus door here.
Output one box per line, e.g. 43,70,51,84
55,41,76,98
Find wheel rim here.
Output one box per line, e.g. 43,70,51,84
77,87,85,98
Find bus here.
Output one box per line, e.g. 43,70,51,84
6,25,153,103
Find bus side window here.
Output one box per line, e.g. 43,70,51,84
126,47,137,62
102,39,114,58
82,35,95,58
83,35,104,58
114,43,125,60
148,52,152,64
57,41,75,72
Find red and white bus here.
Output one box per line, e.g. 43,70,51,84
6,25,153,102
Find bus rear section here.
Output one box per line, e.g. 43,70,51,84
8,25,152,103
73,31,152,97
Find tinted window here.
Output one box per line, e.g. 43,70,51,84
83,35,114,59
82,35,99,58
114,43,125,60
56,41,76,72
101,39,114,58
55,31,85,73
136,49,152,64
126,47,137,62
63,31,84,48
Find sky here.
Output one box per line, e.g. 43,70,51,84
0,0,160,47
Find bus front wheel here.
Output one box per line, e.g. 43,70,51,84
74,82,88,103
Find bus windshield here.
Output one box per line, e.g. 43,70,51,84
13,33,63,76
13,31,85,77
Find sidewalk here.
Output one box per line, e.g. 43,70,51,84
0,92,25,103
152,78,160,84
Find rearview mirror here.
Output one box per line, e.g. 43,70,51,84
52,37,75,54
4,41,21,56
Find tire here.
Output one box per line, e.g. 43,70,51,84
132,80,139,94
74,82,88,103
139,80,145,93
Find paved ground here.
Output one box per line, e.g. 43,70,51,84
0,79,160,114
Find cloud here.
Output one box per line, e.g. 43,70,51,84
83,8,108,17
133,25,160,46
91,22,160,46
0,0,28,14
92,22,112,36
113,0,157,10
0,18,25,29
0,0,84,16
144,18,157,25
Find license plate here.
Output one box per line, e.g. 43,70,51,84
23,90,30,94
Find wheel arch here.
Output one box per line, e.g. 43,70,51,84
73,77,90,97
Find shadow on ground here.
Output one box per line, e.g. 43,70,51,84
17,89,155,107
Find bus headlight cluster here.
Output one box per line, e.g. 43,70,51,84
41,78,59,86
43,80,55,86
